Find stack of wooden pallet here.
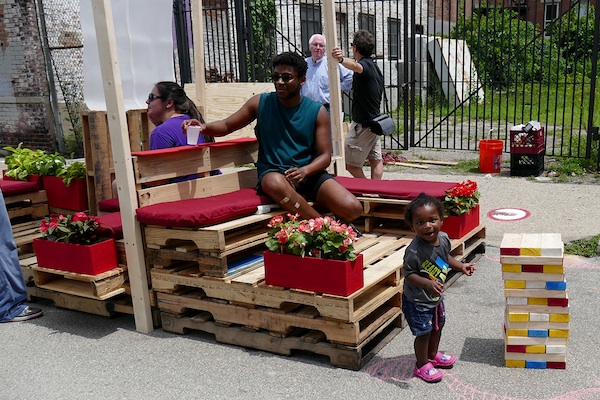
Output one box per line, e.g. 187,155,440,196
500,233,569,369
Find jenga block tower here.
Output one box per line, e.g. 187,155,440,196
500,233,568,369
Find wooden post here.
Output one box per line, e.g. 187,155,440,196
91,0,153,333
192,0,207,116
322,0,347,175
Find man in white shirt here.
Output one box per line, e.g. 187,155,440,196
301,34,353,114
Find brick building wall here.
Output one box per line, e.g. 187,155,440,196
0,0,55,154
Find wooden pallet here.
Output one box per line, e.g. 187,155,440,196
5,191,49,222
32,264,128,300
160,308,405,370
156,288,401,345
151,234,408,322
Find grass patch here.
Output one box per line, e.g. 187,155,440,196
454,159,480,173
564,234,600,257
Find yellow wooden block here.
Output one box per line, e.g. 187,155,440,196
506,329,528,337
544,265,564,274
550,314,570,323
520,248,542,256
526,345,546,354
502,264,522,273
549,329,569,338
505,280,526,289
528,298,548,306
505,360,526,368
508,313,529,322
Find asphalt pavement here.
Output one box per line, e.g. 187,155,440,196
2,160,600,399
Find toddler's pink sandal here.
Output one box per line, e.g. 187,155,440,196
413,362,443,383
430,352,456,368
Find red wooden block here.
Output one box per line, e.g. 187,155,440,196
548,298,569,307
546,362,567,369
500,248,521,256
506,345,527,353
522,264,544,273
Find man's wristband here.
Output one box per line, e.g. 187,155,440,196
339,57,344,64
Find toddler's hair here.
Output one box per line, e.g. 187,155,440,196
404,193,445,225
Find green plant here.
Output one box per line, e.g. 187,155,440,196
444,180,480,217
3,143,48,180
564,234,600,257
39,212,101,245
265,214,359,261
56,161,87,186
38,152,67,177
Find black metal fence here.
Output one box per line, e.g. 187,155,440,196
177,0,600,161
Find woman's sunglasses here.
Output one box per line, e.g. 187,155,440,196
147,93,164,102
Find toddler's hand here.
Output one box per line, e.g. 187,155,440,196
426,280,444,297
462,262,476,276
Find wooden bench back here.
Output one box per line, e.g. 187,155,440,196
131,138,259,207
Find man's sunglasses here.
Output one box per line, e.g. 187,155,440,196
271,74,296,83
147,93,164,102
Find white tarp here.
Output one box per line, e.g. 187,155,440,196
81,0,175,111
428,37,485,106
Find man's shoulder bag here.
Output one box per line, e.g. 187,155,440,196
369,114,395,136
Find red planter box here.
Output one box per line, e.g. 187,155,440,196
263,252,364,297
443,205,480,239
43,176,89,211
33,238,118,275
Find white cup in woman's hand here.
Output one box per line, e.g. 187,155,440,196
187,125,201,145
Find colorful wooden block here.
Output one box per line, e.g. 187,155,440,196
528,298,548,306
506,297,529,305
549,313,570,322
506,328,528,337
500,233,523,255
549,329,569,338
540,233,564,257
522,264,544,273
502,272,565,282
543,265,565,274
525,281,546,289
546,281,567,290
529,313,550,322
502,264,522,273
546,345,567,354
528,329,548,337
505,336,568,346
525,345,546,354
505,360,526,368
505,288,567,299
525,360,546,369
548,298,569,307
504,352,566,362
505,280,526,289
507,305,569,315
507,312,529,322
520,234,543,256
501,255,563,265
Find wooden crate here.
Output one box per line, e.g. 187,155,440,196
5,191,49,223
82,109,154,215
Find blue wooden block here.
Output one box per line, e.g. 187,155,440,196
528,329,549,337
526,360,546,369
546,281,567,290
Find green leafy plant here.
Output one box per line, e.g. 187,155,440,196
444,180,480,217
265,214,359,261
38,152,67,177
56,161,87,186
3,143,48,180
39,212,101,245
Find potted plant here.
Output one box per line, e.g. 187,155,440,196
33,212,118,275
263,213,364,296
443,180,481,239
2,143,46,188
42,161,89,211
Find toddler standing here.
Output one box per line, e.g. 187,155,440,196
402,193,476,382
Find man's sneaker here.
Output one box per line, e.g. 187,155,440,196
5,306,43,322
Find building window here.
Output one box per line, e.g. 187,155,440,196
544,2,560,34
388,18,400,60
336,12,349,53
300,4,322,56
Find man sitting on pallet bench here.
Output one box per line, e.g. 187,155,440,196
183,51,363,224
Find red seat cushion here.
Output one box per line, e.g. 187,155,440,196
98,198,120,212
95,212,123,239
135,188,273,227
336,177,457,200
0,179,40,196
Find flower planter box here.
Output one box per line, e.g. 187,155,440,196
263,252,364,297
43,176,89,211
33,238,118,275
443,205,480,239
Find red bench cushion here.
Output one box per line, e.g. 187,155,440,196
98,198,120,213
336,177,456,200
135,188,273,227
95,212,123,239
0,179,40,196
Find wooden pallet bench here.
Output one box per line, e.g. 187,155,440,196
160,307,404,370
151,233,408,322
157,288,401,346
32,264,128,300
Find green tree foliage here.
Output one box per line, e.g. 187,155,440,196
547,4,595,76
452,7,565,88
248,0,277,82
